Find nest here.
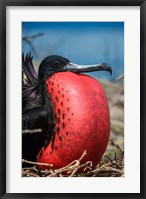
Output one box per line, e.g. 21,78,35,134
22,142,124,177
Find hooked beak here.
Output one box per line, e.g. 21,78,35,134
63,62,112,75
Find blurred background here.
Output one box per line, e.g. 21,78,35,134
22,22,124,81
22,22,124,165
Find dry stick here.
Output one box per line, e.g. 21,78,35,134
70,162,80,177
48,168,72,177
70,161,93,177
22,129,42,134
41,160,75,177
22,166,38,171
110,141,124,163
116,74,124,81
43,170,54,177
22,166,41,175
104,155,113,163
106,167,123,174
22,159,53,167
69,150,87,177
78,150,87,161
111,140,124,154
91,162,112,174
48,160,80,177
48,150,87,177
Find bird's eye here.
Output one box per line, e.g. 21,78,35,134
51,60,60,68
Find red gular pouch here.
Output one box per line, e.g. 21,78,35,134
37,72,110,171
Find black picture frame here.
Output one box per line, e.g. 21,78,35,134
0,0,145,198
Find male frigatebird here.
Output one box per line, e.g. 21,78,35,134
22,53,112,169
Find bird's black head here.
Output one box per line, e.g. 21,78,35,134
38,55,112,81
38,55,70,80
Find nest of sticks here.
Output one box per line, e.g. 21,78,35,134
22,141,124,177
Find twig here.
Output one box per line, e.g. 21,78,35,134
22,159,53,167
104,155,113,163
22,129,42,134
47,150,87,177
78,150,87,161
69,150,87,176
116,74,124,81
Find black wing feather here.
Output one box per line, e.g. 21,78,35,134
22,53,41,111
22,52,38,83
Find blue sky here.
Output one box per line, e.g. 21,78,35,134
22,22,124,80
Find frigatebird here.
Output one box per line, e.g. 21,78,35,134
22,53,112,168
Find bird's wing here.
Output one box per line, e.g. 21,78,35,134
22,53,53,161
22,53,41,111
22,54,50,132
22,53,38,83
22,106,49,129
